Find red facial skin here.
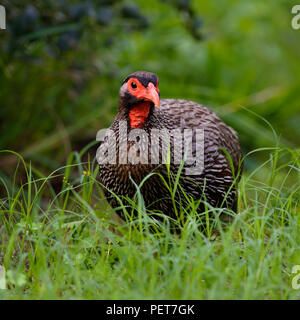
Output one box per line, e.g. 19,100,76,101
127,78,160,128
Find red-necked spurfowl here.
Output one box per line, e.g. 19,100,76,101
97,71,242,219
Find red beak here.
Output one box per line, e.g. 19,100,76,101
138,82,160,107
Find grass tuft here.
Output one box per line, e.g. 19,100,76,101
0,147,299,299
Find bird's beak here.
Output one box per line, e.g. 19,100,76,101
142,82,160,107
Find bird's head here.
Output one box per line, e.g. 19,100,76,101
119,71,160,128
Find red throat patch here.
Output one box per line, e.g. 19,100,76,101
129,102,151,128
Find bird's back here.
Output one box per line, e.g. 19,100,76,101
153,99,243,211
158,99,242,175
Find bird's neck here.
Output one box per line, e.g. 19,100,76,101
128,102,151,128
117,100,155,129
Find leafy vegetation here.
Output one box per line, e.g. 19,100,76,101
0,0,299,299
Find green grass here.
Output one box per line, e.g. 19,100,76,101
0,146,299,299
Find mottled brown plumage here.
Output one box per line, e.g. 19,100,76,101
97,71,243,219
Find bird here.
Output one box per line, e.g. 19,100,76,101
97,71,243,221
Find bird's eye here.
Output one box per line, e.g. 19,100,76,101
131,82,137,89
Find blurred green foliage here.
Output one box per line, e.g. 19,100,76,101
0,0,299,173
